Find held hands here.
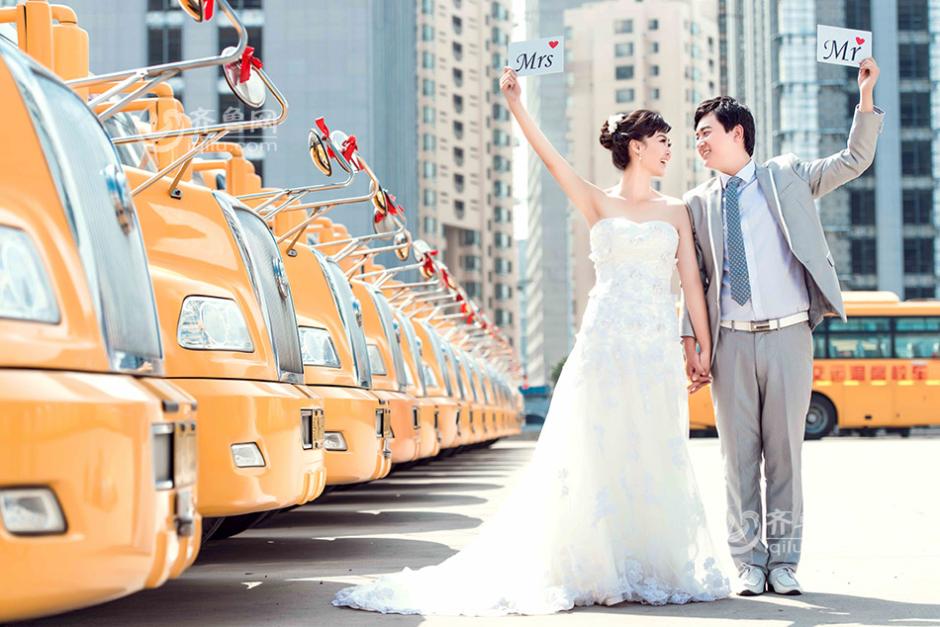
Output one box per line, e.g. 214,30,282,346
499,67,521,104
857,57,880,93
682,337,712,394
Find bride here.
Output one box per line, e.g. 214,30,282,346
332,67,730,616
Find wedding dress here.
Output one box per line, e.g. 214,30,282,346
333,217,730,616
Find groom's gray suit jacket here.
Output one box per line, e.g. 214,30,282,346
681,107,884,361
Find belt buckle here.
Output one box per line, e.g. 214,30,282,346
752,320,772,332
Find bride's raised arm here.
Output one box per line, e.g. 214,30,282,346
500,67,604,225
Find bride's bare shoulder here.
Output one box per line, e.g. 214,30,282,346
655,195,692,232
658,194,686,208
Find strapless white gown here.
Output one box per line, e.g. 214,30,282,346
333,217,730,616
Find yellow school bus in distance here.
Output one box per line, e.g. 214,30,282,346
689,292,940,439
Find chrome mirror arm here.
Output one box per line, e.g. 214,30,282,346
122,68,286,198
132,129,229,197
112,65,288,145
72,0,247,116
357,259,425,281
331,221,407,263
276,182,379,248
425,293,456,305
91,70,171,115
242,169,356,218
287,155,383,214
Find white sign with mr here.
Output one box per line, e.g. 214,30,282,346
817,24,872,67
507,36,564,77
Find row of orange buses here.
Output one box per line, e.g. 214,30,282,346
0,0,523,621
689,291,940,439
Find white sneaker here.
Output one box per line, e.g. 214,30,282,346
768,566,803,595
737,565,766,596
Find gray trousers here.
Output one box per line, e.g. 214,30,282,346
711,322,814,575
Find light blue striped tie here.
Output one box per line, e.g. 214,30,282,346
724,176,751,305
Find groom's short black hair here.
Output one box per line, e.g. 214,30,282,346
694,97,755,156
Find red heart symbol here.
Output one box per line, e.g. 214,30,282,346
549,40,559,49
855,36,865,45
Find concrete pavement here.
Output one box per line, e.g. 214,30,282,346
20,434,940,626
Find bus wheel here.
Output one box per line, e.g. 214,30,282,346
210,511,270,541
805,394,836,440
201,516,225,543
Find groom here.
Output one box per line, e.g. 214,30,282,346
681,58,883,596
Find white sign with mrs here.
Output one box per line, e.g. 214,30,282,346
507,36,564,77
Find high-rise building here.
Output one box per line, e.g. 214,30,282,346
564,0,720,328
415,0,518,348
522,0,591,387
721,0,938,299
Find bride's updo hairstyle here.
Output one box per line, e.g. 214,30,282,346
599,109,671,170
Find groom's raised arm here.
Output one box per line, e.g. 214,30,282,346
791,107,884,199
792,57,884,199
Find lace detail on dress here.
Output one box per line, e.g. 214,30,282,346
333,217,731,616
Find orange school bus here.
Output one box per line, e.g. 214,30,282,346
418,327,461,449
0,34,198,621
262,168,392,481
412,320,458,456
279,236,391,485
77,26,328,537
462,354,492,443
31,0,326,537
450,347,484,444
392,305,439,460
689,292,940,439
266,208,390,484
442,342,475,447
352,279,416,465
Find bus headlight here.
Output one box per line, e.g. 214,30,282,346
0,488,66,535
298,326,340,367
0,226,59,323
178,296,253,351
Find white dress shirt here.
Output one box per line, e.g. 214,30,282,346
719,160,810,322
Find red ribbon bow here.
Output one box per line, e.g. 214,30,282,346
341,135,361,170
386,192,404,216
315,118,336,158
203,0,215,20
238,46,263,84
422,249,439,276
385,193,404,216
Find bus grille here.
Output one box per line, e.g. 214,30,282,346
231,206,304,379
35,74,162,371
